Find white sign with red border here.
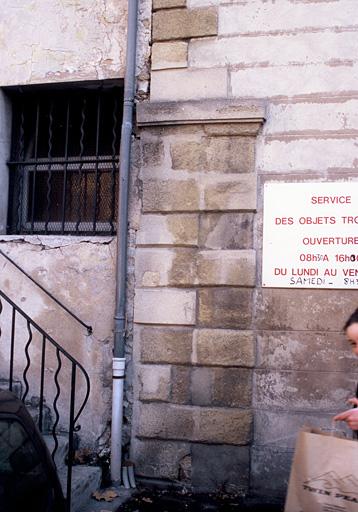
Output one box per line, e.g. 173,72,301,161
262,182,358,289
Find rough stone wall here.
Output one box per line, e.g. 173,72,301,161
131,0,358,501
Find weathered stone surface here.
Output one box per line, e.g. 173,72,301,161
199,213,254,249
152,42,188,70
193,329,255,367
254,370,358,411
191,367,252,407
141,139,165,167
198,288,253,328
135,248,196,286
254,410,352,449
137,213,199,246
250,447,293,500
256,289,357,331
257,331,356,372
137,99,266,128
203,174,257,211
134,289,196,325
132,438,190,480
170,137,255,173
195,408,252,445
139,364,171,401
197,249,256,286
153,0,186,9
142,178,200,212
171,366,191,404
153,8,217,42
138,403,195,439
138,404,252,444
191,444,250,494
150,69,228,102
139,326,193,364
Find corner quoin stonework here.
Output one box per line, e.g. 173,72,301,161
131,99,265,494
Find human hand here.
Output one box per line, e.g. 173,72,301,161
347,397,358,407
334,408,358,430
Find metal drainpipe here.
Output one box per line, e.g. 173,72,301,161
111,0,138,484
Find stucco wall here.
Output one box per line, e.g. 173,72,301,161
131,0,358,501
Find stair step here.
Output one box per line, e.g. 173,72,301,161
44,434,102,512
59,465,102,512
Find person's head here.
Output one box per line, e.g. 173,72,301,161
344,308,358,356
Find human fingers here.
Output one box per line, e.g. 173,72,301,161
348,397,358,406
334,410,352,421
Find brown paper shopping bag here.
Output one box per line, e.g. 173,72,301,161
284,428,358,512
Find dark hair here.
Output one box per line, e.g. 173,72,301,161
344,308,358,331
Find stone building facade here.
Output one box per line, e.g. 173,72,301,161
0,0,357,504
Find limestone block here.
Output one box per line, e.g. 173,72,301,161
170,137,255,173
197,249,256,286
138,326,193,364
151,68,228,102
152,42,188,70
219,1,357,36
203,174,257,211
138,403,252,444
191,444,250,494
198,288,253,328
141,139,165,167
171,366,191,404
137,99,265,128
135,248,196,286
195,408,252,444
193,329,255,367
254,410,352,450
132,438,190,480
251,447,293,500
136,214,199,246
139,364,171,401
199,213,254,249
142,178,200,212
258,137,357,174
138,403,195,439
153,0,187,9
255,289,357,331
191,367,252,407
153,8,217,42
230,63,358,100
134,289,196,325
190,32,358,69
254,370,358,411
257,331,356,372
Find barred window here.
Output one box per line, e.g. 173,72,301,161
7,82,123,235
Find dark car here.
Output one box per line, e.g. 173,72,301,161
0,390,66,512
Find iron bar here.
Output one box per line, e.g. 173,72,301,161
61,101,70,235
39,334,46,432
66,363,76,512
0,249,93,334
22,319,33,402
51,347,61,465
30,102,40,234
75,98,86,234
9,308,16,392
92,95,101,233
45,102,54,235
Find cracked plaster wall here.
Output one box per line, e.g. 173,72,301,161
0,0,152,87
0,236,116,448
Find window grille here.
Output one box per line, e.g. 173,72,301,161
7,83,123,235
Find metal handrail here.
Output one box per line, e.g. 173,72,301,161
0,249,93,334
0,288,91,512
